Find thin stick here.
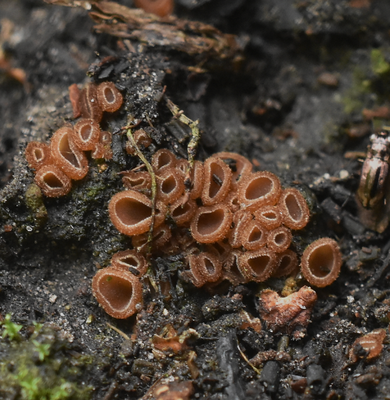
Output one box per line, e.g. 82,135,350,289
106,322,131,341
166,99,201,188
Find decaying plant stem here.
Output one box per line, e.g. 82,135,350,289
166,98,201,188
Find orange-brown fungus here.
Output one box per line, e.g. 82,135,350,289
241,219,268,251
112,249,147,277
214,151,253,188
68,83,81,118
134,129,151,148
157,168,185,204
72,118,100,151
170,196,197,226
254,205,282,230
223,251,247,285
228,210,252,248
79,83,103,122
239,171,281,210
50,127,89,180
146,223,172,249
189,160,204,200
25,83,344,323
121,171,152,194
96,81,123,113
152,149,177,172
238,249,277,282
201,156,232,206
92,267,142,319
266,226,292,253
34,164,72,197
183,251,222,287
103,148,342,303
279,188,310,230
127,129,152,155
191,204,232,243
93,131,113,160
109,190,165,236
25,142,51,171
301,238,342,287
272,249,298,278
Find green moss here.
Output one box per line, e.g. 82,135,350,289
1,314,22,341
25,184,48,222
342,67,371,114
0,316,92,400
371,49,390,76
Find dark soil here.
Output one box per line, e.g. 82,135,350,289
1,0,390,399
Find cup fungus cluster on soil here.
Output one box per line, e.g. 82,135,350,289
25,76,343,325
7,0,390,398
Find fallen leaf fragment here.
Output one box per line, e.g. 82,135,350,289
349,328,386,363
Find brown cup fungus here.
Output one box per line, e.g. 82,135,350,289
126,129,152,155
50,127,89,180
109,190,165,236
92,267,142,319
213,151,253,188
71,118,100,151
228,210,252,248
144,223,173,249
184,251,222,287
254,205,283,230
92,131,113,160
152,149,177,172
156,168,185,204
79,83,103,122
238,171,281,210
266,226,292,253
122,171,152,194
279,188,310,230
238,249,277,282
201,156,232,206
224,251,248,285
301,238,342,287
25,142,51,171
96,81,123,113
191,204,232,244
189,161,204,200
241,219,268,251
25,81,344,320
68,83,81,118
272,249,298,278
112,250,148,277
34,164,72,197
170,196,197,226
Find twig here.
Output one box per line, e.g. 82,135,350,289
166,99,201,189
236,341,261,375
106,322,131,341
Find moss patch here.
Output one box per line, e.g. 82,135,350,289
0,316,92,400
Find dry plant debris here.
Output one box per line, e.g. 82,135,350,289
44,0,244,65
258,286,318,339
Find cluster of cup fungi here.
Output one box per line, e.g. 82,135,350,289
25,81,121,196
25,80,342,320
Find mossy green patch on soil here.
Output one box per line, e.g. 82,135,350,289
0,316,92,400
